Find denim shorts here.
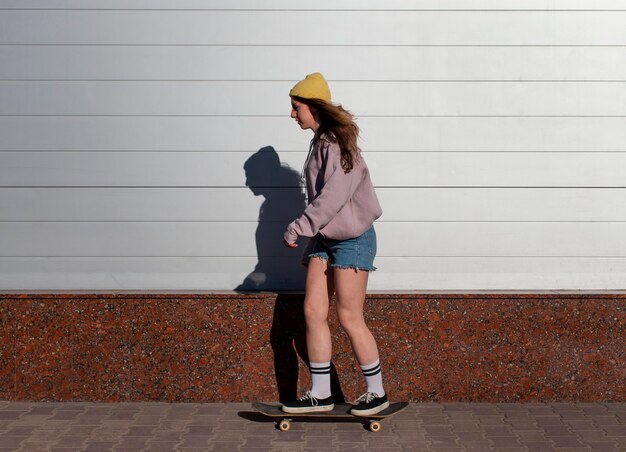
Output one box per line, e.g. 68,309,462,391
305,226,377,272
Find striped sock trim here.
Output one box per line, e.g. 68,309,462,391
361,363,381,377
309,363,332,375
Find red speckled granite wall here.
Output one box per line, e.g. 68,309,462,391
0,292,624,402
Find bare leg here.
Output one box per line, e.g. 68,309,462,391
281,256,339,411
303,257,335,363
333,268,379,365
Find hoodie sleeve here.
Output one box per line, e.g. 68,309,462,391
283,141,355,244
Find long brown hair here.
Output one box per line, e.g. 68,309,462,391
292,96,361,173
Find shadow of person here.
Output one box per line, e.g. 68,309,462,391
235,146,305,292
236,146,344,403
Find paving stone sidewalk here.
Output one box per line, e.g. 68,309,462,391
0,401,624,451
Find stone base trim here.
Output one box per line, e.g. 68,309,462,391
1,292,624,402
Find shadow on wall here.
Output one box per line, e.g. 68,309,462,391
235,146,306,292
236,146,345,403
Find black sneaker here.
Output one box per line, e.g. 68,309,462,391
281,391,334,414
350,392,389,416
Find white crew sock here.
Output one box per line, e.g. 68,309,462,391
360,359,385,396
309,361,332,399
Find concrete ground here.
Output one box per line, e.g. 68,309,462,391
0,401,624,451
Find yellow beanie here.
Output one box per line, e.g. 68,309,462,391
289,72,331,103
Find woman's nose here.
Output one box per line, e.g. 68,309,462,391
290,109,297,118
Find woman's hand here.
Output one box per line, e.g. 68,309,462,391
283,239,298,248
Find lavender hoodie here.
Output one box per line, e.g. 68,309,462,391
283,132,382,244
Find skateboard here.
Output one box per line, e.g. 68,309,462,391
252,401,409,432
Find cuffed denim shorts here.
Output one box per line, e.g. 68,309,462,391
304,226,377,272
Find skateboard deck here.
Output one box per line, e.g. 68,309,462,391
252,401,409,432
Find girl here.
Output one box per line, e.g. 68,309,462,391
281,73,388,416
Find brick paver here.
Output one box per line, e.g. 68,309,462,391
0,402,623,451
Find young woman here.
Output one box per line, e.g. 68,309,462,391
281,73,388,416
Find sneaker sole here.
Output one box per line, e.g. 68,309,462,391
350,401,390,417
281,404,335,414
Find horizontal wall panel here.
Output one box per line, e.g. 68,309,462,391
0,116,302,152
360,117,626,153
0,256,307,291
0,151,294,187
3,46,626,81
1,10,626,45
5,0,626,11
0,256,624,291
369,152,626,188
371,257,626,290
0,188,278,222
4,0,626,11
377,188,626,221
2,116,625,152
2,81,626,116
1,222,625,257
2,151,625,187
2,187,626,222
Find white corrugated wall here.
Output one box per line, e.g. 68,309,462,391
1,0,625,290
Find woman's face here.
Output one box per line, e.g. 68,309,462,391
290,99,319,132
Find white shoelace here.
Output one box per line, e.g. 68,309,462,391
354,392,380,404
298,391,319,406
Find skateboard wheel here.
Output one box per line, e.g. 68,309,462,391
278,419,291,432
369,421,382,432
